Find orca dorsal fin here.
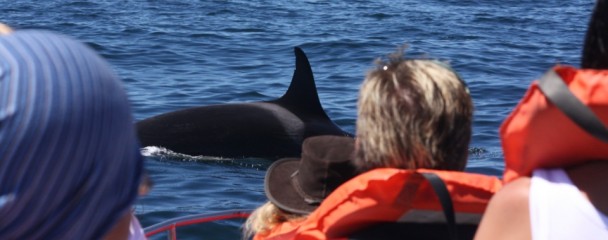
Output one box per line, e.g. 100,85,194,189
582,0,608,69
277,47,330,119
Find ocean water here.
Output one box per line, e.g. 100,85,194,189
1,0,595,239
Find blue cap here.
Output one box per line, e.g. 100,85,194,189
0,30,143,239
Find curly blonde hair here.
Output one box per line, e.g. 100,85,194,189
355,50,473,172
242,201,306,239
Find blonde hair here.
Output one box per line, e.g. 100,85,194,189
355,50,473,172
242,201,306,239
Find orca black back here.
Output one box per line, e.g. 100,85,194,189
136,47,352,159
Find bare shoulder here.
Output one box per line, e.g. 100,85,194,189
493,177,531,204
474,177,531,240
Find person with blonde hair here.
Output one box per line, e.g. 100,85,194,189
285,49,502,239
355,50,473,172
245,48,494,240
243,135,357,240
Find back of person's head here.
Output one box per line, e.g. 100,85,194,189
0,29,143,239
581,0,608,69
355,49,472,172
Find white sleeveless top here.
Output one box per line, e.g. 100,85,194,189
530,168,608,240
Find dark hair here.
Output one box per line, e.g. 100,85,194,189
582,0,608,69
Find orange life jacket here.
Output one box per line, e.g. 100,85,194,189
501,65,608,183
253,219,301,240
257,168,501,240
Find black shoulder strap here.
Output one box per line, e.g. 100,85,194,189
348,172,475,240
421,172,457,240
537,69,608,142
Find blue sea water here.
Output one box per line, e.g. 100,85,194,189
1,0,595,239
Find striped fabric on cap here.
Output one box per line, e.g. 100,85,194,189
0,30,143,239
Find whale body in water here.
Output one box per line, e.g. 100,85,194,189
136,47,352,159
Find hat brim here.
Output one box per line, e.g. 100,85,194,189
265,158,317,215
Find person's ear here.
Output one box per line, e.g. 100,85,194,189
0,23,13,35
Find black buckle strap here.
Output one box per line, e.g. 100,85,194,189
421,172,457,240
537,69,608,143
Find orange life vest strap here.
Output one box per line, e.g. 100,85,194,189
351,172,478,240
501,66,608,182
538,69,608,142
291,168,502,239
419,172,457,240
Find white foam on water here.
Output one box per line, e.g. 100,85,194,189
140,146,231,161
140,146,270,169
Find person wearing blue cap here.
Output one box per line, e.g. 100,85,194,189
0,24,146,239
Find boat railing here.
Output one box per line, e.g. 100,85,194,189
144,209,253,240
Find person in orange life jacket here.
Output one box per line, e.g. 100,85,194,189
243,135,358,240
0,24,148,240
280,48,486,240
354,47,473,172
474,67,608,240
475,2,608,239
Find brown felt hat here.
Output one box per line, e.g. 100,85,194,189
265,135,357,215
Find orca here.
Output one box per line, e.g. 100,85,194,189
136,47,353,159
